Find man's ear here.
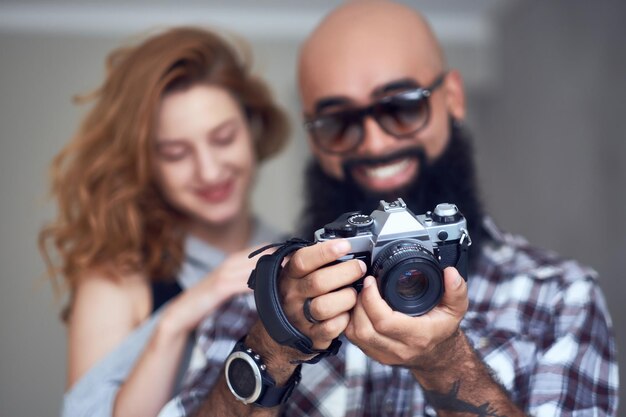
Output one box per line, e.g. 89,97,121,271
443,69,466,121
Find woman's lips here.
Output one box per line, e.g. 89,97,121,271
194,179,235,204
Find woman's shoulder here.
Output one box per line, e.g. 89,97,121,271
72,269,152,324
67,269,153,386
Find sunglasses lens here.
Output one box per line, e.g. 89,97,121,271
310,112,362,153
307,86,436,154
377,93,429,136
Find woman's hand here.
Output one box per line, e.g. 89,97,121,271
160,245,268,337
114,245,270,416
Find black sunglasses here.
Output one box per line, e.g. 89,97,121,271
303,73,447,155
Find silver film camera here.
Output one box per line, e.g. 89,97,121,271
315,198,471,316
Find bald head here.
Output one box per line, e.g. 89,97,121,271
298,0,466,191
298,0,446,104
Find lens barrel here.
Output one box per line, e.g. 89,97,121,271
371,240,443,316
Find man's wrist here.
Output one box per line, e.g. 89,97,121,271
409,329,487,392
244,320,308,385
225,335,302,407
409,328,466,375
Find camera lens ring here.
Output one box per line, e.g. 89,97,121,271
371,240,443,316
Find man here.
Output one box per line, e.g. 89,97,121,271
161,1,618,416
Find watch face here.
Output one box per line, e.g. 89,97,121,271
228,358,256,398
226,351,262,403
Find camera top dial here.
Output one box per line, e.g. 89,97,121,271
347,214,373,227
429,203,462,224
321,212,374,238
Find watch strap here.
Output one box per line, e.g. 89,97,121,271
256,360,301,407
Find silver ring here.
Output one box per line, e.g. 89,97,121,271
303,298,321,325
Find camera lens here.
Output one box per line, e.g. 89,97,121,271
371,240,443,316
396,268,428,300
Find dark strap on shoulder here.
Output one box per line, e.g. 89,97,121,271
151,280,183,313
247,238,342,364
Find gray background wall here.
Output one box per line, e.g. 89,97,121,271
1,1,624,415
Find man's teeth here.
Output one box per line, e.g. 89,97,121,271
364,159,411,179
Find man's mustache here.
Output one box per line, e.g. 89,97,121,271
342,146,426,171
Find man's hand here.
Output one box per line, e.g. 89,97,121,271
279,239,365,353
345,267,468,369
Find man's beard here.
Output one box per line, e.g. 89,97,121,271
298,119,489,269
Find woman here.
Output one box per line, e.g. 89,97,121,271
38,27,289,417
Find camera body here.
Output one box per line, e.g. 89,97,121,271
315,198,471,316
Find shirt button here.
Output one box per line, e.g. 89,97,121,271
384,398,394,415
478,337,489,349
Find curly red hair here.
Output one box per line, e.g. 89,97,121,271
38,27,289,318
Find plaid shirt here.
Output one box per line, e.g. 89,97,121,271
159,219,619,417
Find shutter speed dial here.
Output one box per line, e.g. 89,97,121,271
348,214,373,226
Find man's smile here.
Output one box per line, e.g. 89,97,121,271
361,158,412,179
343,147,426,194
351,157,419,192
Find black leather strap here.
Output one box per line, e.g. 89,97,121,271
248,239,342,364
257,364,301,407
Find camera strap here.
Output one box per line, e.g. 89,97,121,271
247,238,342,364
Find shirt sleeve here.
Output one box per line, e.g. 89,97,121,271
61,315,160,417
527,275,619,416
158,295,257,417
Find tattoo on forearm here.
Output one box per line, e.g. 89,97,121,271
423,381,506,417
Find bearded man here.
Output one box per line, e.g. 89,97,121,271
161,2,618,416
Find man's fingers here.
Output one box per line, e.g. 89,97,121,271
308,287,358,322
439,267,469,316
284,239,352,278
345,286,375,341
358,276,395,323
358,275,411,338
310,312,351,350
298,259,366,297
345,282,401,351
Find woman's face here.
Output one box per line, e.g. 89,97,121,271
152,84,256,229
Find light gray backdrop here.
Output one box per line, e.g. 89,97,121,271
1,1,623,415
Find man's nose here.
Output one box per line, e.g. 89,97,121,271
356,116,398,156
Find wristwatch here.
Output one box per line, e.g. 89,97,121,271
225,337,302,407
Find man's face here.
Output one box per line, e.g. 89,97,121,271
299,31,465,195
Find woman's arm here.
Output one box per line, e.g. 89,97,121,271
67,272,150,389
113,247,261,417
